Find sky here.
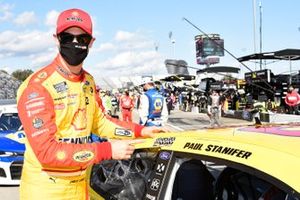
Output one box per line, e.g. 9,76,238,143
1,0,300,88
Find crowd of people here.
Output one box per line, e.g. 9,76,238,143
97,79,300,129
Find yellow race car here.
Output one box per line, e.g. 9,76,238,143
87,125,300,200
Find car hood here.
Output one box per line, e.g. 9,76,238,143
0,130,25,153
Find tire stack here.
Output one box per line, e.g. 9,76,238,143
0,71,21,99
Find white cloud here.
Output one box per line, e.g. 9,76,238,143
13,11,37,26
45,10,59,27
89,30,167,77
115,31,136,42
29,50,57,68
0,30,55,57
92,42,116,52
95,50,165,76
0,3,14,22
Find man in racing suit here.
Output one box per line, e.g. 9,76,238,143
17,8,165,200
120,90,134,122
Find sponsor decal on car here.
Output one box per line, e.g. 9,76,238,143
145,193,156,200
6,131,26,144
159,151,171,160
73,150,94,162
150,178,160,191
155,163,165,175
153,137,175,147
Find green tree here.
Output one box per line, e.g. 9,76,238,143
12,69,34,82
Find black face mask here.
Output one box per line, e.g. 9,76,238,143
59,43,89,66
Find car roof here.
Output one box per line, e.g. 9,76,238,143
0,103,17,114
135,126,300,195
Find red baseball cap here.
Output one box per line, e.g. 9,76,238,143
56,8,93,35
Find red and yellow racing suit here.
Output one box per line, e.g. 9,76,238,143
17,55,143,200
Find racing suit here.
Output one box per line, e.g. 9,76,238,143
138,88,168,126
17,55,143,200
120,95,134,122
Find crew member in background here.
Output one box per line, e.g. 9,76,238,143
120,90,134,122
111,93,119,116
138,77,168,126
101,90,112,116
207,90,222,127
285,85,300,114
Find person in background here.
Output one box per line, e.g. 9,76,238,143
102,90,112,116
207,90,222,127
166,92,173,115
138,77,168,126
110,92,119,116
16,8,166,200
120,90,134,122
285,85,300,114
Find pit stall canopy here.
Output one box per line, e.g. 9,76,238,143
160,75,196,82
237,49,300,62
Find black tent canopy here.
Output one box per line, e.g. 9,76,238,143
160,74,196,82
196,66,240,74
237,48,300,62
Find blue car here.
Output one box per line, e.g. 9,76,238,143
0,104,25,185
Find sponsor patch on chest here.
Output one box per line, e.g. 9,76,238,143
115,128,133,137
53,81,68,93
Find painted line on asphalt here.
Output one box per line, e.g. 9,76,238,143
166,123,185,131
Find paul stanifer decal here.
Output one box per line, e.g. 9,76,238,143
153,137,175,147
53,81,68,93
183,142,252,159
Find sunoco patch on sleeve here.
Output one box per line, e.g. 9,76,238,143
115,128,133,137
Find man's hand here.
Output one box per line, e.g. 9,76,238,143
140,126,170,138
110,139,144,160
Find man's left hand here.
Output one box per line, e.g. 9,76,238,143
140,126,170,138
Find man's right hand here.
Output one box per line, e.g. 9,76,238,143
110,139,144,160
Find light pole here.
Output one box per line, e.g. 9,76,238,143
168,31,176,58
252,0,257,70
259,0,263,70
172,39,176,58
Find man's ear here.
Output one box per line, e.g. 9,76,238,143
88,37,96,48
53,34,60,47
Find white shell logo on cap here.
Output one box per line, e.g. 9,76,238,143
72,11,79,16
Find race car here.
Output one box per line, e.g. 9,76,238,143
0,103,25,185
87,125,300,200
